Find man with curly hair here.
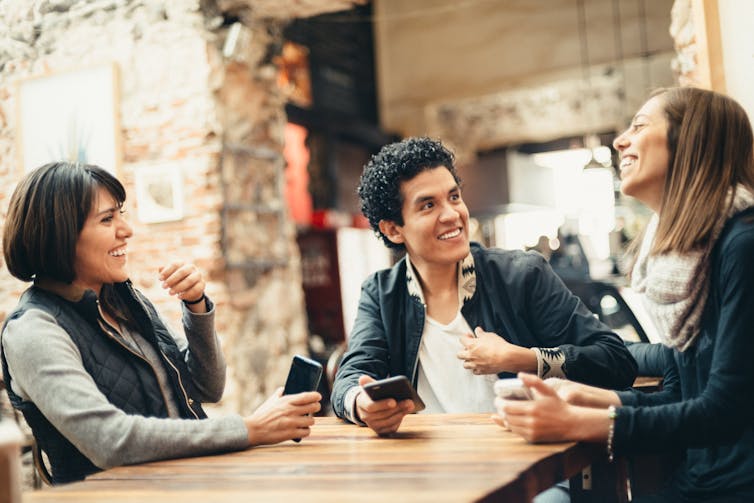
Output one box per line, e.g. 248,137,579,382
331,137,636,436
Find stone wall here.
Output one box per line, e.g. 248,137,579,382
0,0,362,416
0,0,225,330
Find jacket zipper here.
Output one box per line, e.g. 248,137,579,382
126,287,200,419
410,301,427,384
95,299,173,415
159,352,199,419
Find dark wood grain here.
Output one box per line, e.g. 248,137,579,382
25,414,605,503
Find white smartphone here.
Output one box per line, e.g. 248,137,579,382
493,378,533,401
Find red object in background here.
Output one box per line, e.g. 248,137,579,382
284,123,314,226
296,228,346,344
311,209,328,229
351,213,370,229
310,209,353,229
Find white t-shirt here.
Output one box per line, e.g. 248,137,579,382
416,310,497,414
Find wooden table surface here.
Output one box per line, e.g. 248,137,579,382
24,413,604,503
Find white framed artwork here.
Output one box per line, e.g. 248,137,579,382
16,64,121,174
134,162,185,224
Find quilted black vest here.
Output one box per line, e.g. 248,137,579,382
1,280,207,484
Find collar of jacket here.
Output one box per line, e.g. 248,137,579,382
33,277,95,302
404,251,476,308
32,277,134,308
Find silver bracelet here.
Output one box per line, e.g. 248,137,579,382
607,405,617,462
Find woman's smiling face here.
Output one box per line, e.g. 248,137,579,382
72,187,133,295
613,95,671,212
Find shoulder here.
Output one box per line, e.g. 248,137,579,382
716,211,754,266
361,257,407,294
720,210,754,246
470,242,549,278
3,308,77,358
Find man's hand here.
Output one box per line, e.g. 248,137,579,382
355,375,414,435
457,327,536,375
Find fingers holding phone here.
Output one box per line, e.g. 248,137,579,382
244,387,321,446
355,375,419,436
492,378,533,430
282,355,324,442
244,355,323,446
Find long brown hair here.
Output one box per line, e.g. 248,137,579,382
651,87,754,255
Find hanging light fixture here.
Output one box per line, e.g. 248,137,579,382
576,0,610,171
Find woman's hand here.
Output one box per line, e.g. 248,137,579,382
494,373,611,444
493,373,575,442
159,262,206,312
244,387,322,446
457,327,537,375
545,378,622,408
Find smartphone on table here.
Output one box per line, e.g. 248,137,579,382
283,354,323,442
362,375,426,412
493,378,533,401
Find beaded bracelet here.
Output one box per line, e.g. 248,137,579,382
607,405,617,462
183,293,206,306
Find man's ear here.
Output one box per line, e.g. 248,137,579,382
378,219,404,245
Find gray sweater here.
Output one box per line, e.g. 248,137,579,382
1,302,249,469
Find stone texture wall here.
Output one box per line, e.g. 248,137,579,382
0,0,361,416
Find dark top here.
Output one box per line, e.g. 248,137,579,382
615,208,754,501
332,242,636,420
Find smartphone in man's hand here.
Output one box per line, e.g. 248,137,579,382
362,375,426,412
283,355,323,442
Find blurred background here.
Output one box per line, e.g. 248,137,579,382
0,0,751,416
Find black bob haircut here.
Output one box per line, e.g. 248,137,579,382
3,162,126,283
357,137,460,250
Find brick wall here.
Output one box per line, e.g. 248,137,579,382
0,0,352,414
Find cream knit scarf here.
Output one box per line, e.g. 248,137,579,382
631,185,754,351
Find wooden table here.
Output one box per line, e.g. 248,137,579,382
24,414,608,503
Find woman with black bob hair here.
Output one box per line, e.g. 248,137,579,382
1,162,321,484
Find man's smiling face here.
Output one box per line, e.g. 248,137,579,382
381,166,470,271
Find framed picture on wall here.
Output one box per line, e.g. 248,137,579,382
134,162,185,224
16,63,121,174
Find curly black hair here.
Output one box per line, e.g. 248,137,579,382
357,137,460,249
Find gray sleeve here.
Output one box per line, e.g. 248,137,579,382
167,297,227,402
2,309,249,470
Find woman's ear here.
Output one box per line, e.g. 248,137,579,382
378,219,404,245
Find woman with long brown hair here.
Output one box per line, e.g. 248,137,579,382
497,87,754,502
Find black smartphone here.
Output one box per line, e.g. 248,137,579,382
362,375,426,412
283,355,323,442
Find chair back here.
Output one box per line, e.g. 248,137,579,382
0,416,23,503
564,279,650,343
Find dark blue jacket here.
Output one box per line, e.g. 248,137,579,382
615,209,754,501
332,243,637,419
